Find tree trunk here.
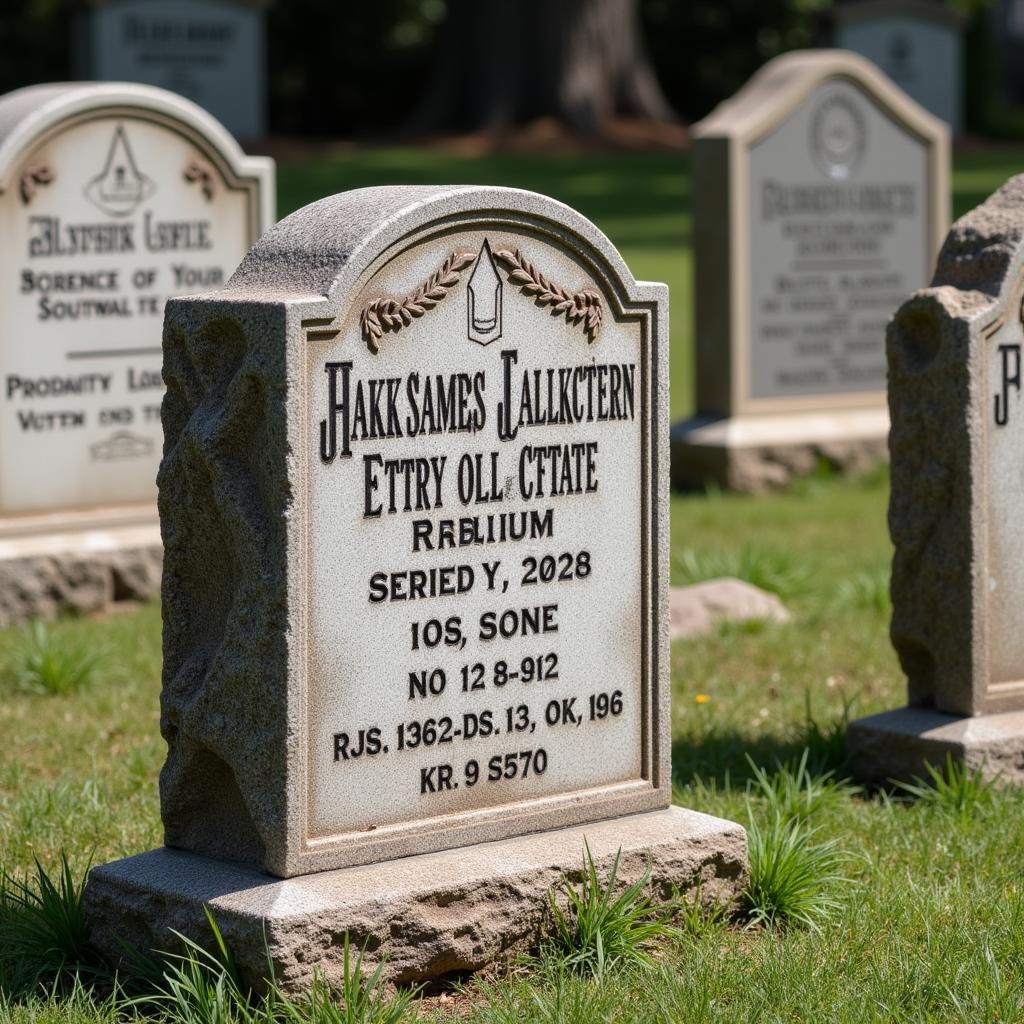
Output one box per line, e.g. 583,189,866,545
409,0,676,135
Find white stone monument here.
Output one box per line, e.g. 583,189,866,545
73,0,269,139
672,50,949,492
0,82,273,622
84,185,746,990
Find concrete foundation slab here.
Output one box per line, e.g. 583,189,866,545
671,410,889,493
847,706,1024,785
85,807,747,993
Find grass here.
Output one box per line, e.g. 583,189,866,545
3,145,1024,1019
1,623,104,697
0,856,96,995
744,748,858,824
742,813,849,932
674,543,811,600
893,756,1001,825
543,845,676,980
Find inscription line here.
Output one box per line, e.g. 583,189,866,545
66,347,162,360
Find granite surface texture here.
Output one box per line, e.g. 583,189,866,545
888,175,1024,716
85,807,747,991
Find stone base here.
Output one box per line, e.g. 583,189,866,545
0,504,160,625
847,707,1024,786
670,409,889,493
84,807,746,992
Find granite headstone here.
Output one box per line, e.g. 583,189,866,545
672,50,949,492
84,185,747,990
849,175,1024,784
0,82,273,622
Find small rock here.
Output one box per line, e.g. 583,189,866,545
669,577,790,640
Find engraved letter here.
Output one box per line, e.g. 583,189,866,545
995,343,1021,427
320,361,352,462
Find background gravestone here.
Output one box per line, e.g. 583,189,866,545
0,82,273,623
73,0,269,139
84,184,746,990
832,0,966,137
671,49,949,493
849,174,1024,785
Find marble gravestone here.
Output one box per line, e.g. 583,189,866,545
849,175,1024,786
0,82,272,623
84,186,747,990
73,0,269,139
672,50,949,492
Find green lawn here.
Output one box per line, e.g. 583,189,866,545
276,144,1024,424
3,146,1024,1022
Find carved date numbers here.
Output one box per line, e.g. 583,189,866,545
521,550,591,586
463,748,548,787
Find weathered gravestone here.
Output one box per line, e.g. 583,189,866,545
848,174,1024,785
73,0,269,139
83,185,747,990
833,0,966,137
672,50,949,492
0,82,273,623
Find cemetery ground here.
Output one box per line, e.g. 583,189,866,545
2,147,1024,1022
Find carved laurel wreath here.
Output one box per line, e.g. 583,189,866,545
359,248,603,352
360,252,475,353
493,248,602,344
184,161,215,201
19,163,54,205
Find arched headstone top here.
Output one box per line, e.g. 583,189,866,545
0,80,273,518
0,82,273,230
226,185,646,312
695,49,948,147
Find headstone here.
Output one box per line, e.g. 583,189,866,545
84,185,747,990
671,50,949,493
0,82,273,623
848,174,1024,785
73,0,269,139
833,0,966,137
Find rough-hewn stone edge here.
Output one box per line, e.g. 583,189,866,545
886,179,1024,715
670,433,887,494
158,297,295,874
0,544,162,628
886,290,981,715
84,807,746,993
930,174,1024,296
847,707,1024,786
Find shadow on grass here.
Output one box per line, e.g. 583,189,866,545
276,150,691,250
671,713,851,791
